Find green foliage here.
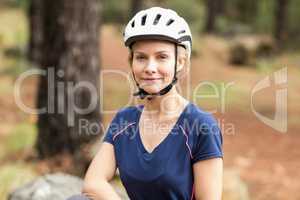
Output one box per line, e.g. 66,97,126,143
225,0,258,24
163,0,205,32
5,122,37,154
102,0,130,24
193,81,232,110
255,0,275,34
0,0,29,9
102,0,205,31
255,58,274,74
0,8,28,48
193,80,249,113
0,7,30,77
288,0,300,35
0,55,31,77
0,162,37,200
215,16,231,34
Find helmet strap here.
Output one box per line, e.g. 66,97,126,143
132,43,178,100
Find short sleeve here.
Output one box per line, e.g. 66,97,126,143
191,114,223,164
102,111,121,145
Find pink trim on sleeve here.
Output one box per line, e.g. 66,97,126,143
190,183,195,200
112,122,136,141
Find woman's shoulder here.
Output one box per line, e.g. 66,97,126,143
184,103,223,160
185,103,223,163
186,102,218,124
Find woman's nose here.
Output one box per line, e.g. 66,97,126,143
144,59,157,74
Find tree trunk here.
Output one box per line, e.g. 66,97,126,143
27,0,44,65
274,0,289,44
204,0,221,33
35,0,101,166
130,0,143,18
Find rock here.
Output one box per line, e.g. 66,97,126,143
8,173,83,200
8,173,130,200
229,35,276,65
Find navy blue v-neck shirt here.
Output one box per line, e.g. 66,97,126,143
103,102,223,200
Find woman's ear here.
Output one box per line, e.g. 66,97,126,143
176,56,186,73
176,48,190,80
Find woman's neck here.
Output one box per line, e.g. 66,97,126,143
142,87,188,120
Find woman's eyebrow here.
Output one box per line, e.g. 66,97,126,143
133,51,147,55
134,50,171,54
156,50,169,53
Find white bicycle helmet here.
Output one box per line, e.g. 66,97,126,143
123,7,192,100
124,7,192,58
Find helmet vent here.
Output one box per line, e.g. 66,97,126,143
153,14,162,25
166,19,174,26
178,30,186,34
141,15,147,25
131,20,135,28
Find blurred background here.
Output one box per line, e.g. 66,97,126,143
0,0,299,200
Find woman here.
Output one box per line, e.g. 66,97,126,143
68,7,223,200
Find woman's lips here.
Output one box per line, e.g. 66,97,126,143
141,78,163,84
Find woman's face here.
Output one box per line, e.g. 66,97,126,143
131,40,178,94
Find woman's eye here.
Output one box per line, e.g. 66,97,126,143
136,55,146,60
158,54,168,60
